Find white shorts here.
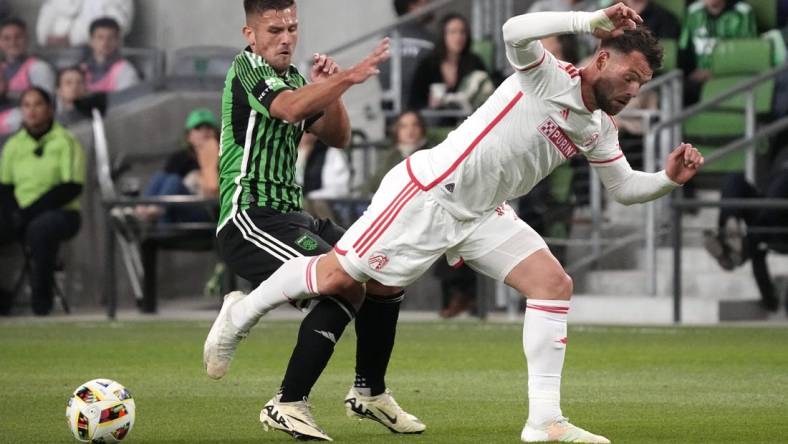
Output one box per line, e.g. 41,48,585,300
335,162,548,287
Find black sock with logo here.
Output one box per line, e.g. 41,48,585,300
353,292,404,396
279,297,356,402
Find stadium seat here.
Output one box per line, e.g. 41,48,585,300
709,39,772,76
472,38,495,72
169,46,238,77
683,38,775,174
749,0,777,32
659,38,677,73
653,0,685,24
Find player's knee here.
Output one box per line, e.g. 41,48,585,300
546,272,573,300
322,269,364,305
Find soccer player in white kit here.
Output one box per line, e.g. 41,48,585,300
205,3,704,442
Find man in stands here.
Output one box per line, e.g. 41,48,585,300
679,0,757,104
0,18,55,98
203,0,423,441
206,3,706,443
81,17,140,93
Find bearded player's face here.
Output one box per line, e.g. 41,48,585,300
244,6,299,73
593,49,652,115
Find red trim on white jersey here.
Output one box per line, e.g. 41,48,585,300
351,181,420,257
334,245,348,256
305,256,319,293
451,258,465,269
517,51,547,72
605,113,619,130
588,152,625,165
407,91,524,191
527,303,570,314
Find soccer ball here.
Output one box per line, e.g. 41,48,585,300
65,379,135,443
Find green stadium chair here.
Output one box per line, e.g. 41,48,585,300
762,30,788,66
659,38,678,73
709,39,772,76
472,39,495,73
701,76,775,113
653,0,686,25
427,126,454,147
749,0,777,31
695,141,769,173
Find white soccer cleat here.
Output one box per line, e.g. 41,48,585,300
344,387,426,434
521,417,610,443
260,394,333,441
203,291,249,379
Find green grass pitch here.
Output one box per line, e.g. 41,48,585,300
1,320,787,443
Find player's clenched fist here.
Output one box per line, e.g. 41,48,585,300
665,143,704,184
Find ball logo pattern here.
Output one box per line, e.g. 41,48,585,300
65,379,135,443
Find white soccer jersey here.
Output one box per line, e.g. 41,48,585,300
406,48,623,220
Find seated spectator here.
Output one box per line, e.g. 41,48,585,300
0,87,84,316
409,13,493,115
0,18,56,98
55,67,88,126
81,17,140,93
298,132,351,220
703,150,788,312
380,0,436,112
361,110,429,197
0,74,21,140
36,0,134,48
679,0,757,104
135,108,219,224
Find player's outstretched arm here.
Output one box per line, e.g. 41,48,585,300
502,4,641,69
594,144,703,206
269,38,390,125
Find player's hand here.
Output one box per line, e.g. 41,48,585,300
310,53,341,83
345,38,390,84
593,3,643,39
665,143,704,184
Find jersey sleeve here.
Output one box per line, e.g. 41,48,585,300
584,113,624,165
59,135,85,185
0,141,14,185
233,52,293,115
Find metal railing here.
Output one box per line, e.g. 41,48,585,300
642,63,788,298
669,113,788,323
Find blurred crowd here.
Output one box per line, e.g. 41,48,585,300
1,0,787,316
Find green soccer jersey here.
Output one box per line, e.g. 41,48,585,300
679,0,757,70
0,123,85,210
217,47,315,231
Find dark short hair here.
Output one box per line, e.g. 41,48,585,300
244,0,295,16
600,26,663,72
394,0,421,16
21,87,54,108
56,66,85,88
0,17,26,32
89,17,121,36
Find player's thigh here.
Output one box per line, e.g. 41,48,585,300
334,163,452,288
218,209,334,286
458,204,572,299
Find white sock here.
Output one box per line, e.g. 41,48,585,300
230,255,323,330
523,299,570,426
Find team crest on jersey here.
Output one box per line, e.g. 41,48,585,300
538,117,578,159
582,132,599,148
296,234,319,252
368,252,390,272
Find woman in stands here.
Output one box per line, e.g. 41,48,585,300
408,13,493,114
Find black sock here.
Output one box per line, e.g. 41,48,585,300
354,292,403,396
279,297,356,402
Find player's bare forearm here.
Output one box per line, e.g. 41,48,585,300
310,99,351,148
270,74,355,124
